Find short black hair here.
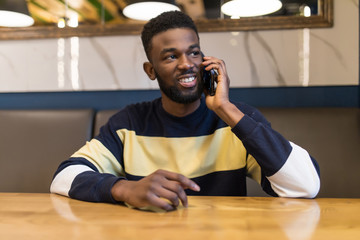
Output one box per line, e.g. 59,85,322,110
141,11,199,61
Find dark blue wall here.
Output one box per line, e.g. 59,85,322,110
0,86,358,110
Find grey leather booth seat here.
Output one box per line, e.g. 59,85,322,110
93,109,119,137
0,109,94,193
94,107,360,198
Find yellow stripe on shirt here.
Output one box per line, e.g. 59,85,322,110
71,139,124,177
117,126,249,178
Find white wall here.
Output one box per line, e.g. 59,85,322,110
0,0,358,92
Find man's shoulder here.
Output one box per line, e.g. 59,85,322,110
97,98,161,135
107,98,161,124
115,98,160,115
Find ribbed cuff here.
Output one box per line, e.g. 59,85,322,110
100,174,126,203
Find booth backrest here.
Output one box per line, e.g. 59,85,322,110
93,109,119,137
0,109,94,193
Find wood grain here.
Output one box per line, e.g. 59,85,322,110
0,193,359,240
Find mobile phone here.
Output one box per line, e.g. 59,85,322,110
202,68,217,96
200,53,217,96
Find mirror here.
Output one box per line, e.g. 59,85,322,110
0,0,333,40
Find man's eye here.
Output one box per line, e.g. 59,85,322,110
167,55,176,60
190,51,200,56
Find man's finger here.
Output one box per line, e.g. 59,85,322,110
148,193,177,211
161,181,189,207
159,170,200,192
156,187,181,207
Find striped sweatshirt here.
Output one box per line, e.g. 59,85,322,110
51,97,320,203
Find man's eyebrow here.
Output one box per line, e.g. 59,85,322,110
160,44,200,55
160,48,176,55
189,44,200,49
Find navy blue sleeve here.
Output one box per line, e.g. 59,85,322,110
69,171,124,203
231,105,292,176
51,109,128,203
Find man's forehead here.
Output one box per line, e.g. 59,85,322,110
151,28,200,50
159,43,199,55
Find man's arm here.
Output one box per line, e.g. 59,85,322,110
50,139,126,203
202,56,244,128
202,56,320,198
232,114,320,198
51,112,200,210
51,160,200,211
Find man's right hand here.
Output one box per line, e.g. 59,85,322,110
110,169,200,211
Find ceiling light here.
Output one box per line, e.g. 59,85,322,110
0,0,34,27
301,5,312,17
123,1,180,21
221,0,283,18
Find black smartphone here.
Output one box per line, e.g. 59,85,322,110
200,53,217,96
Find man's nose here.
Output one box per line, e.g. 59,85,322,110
178,55,194,70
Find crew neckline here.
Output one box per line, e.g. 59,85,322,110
157,96,208,122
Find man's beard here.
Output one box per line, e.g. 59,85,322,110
155,70,204,104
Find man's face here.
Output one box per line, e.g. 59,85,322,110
148,28,203,104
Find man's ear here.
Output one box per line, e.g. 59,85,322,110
143,62,156,80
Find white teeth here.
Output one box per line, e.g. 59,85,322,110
179,76,195,83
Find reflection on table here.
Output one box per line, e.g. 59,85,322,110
0,193,359,240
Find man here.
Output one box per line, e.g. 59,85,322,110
51,11,320,211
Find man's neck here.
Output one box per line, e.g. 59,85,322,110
161,95,201,117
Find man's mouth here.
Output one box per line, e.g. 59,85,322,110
178,76,197,88
179,76,195,83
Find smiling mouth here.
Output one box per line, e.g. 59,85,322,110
179,76,196,83
178,76,197,88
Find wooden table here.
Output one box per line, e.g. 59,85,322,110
0,193,359,240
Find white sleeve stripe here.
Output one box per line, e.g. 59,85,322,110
267,142,320,198
50,165,95,197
